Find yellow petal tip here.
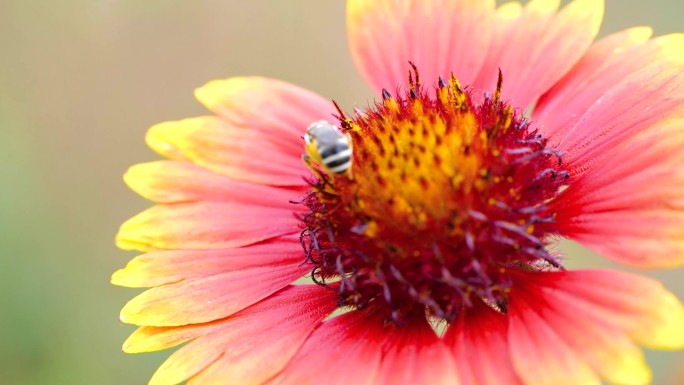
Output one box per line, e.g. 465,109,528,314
145,121,187,160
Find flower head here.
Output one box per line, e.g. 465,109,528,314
300,69,568,323
115,1,684,384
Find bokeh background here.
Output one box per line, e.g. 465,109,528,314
1,1,682,384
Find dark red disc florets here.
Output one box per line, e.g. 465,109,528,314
298,69,567,323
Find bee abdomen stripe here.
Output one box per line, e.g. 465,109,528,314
322,148,353,164
327,160,352,174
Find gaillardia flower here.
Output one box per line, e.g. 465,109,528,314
114,0,684,384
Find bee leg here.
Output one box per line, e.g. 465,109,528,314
302,154,322,177
302,155,339,194
303,154,328,182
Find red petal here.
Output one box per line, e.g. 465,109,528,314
376,315,460,385
444,301,522,385
270,308,388,385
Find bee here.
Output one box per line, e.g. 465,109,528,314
303,120,353,176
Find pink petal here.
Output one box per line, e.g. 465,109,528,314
444,300,523,385
115,202,298,252
533,27,655,142
554,64,684,169
558,212,684,269
194,77,336,140
551,118,684,268
112,236,304,288
270,308,387,385
470,1,523,96
473,0,604,108
522,269,684,350
146,115,307,186
508,287,602,385
510,270,655,385
375,315,460,385
142,285,336,385
124,160,305,208
536,35,684,268
119,256,309,326
347,0,496,92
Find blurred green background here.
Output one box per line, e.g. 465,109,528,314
0,1,682,384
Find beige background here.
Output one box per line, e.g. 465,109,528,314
0,1,682,384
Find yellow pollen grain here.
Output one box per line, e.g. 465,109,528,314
364,220,378,238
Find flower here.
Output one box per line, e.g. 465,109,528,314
114,0,684,384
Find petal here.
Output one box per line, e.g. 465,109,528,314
119,257,309,326
532,269,684,350
510,270,652,385
539,34,684,155
474,0,604,108
444,301,523,385
509,269,684,385
112,236,303,288
194,77,336,140
508,288,602,385
376,315,460,385
115,202,297,252
123,324,211,354
270,308,387,385
470,1,523,95
540,39,684,268
146,116,307,186
552,117,684,268
124,160,304,209
558,214,684,269
555,62,684,168
533,27,656,142
144,285,336,385
347,0,495,92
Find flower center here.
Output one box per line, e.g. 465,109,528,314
298,68,568,323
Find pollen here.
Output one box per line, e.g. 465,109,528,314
299,67,568,323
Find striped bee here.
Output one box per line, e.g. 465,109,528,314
304,120,353,175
